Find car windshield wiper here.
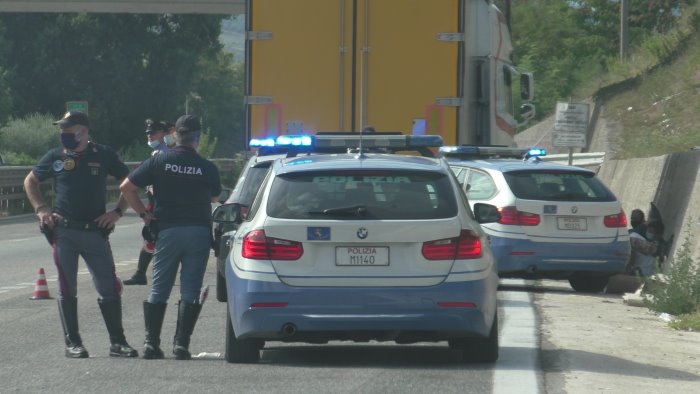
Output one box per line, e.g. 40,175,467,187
308,205,368,217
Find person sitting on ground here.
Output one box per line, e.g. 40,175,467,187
627,220,664,277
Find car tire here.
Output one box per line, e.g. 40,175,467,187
449,312,499,363
568,273,610,293
216,240,230,302
225,307,261,363
216,268,227,302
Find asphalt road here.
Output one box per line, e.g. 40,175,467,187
0,212,543,393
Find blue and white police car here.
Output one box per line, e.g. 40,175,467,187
213,134,502,363
442,146,631,293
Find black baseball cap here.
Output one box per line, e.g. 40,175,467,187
145,119,167,134
175,114,201,133
53,111,89,127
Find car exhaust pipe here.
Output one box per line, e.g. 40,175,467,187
281,323,297,336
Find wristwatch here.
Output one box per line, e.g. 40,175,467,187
114,207,123,217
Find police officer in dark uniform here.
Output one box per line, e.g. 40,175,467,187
124,119,170,286
120,114,221,360
23,111,138,359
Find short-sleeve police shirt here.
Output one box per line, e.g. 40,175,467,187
128,146,221,229
32,143,130,221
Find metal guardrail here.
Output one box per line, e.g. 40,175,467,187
0,158,241,217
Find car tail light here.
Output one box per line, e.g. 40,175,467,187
604,210,628,228
498,206,541,226
422,230,482,260
242,230,303,260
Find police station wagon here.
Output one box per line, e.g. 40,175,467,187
443,146,631,293
213,136,502,364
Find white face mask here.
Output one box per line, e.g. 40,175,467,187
147,140,161,149
163,135,173,146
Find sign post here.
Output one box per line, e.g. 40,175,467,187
552,101,589,165
66,101,88,114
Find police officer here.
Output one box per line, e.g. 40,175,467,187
120,114,221,360
124,119,170,286
23,111,138,359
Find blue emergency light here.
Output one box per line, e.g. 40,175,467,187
249,132,443,157
525,148,547,158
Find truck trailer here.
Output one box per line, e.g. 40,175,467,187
243,0,534,147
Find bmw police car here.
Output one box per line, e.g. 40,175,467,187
212,134,502,363
442,146,631,293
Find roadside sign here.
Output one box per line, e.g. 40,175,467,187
66,101,88,114
553,132,586,148
553,102,588,148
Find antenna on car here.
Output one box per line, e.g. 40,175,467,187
356,125,374,159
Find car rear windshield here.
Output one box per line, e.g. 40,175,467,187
504,170,616,202
267,170,458,220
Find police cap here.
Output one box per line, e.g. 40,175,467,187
53,111,89,127
145,119,167,134
175,114,201,133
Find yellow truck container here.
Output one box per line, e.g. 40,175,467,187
245,0,533,146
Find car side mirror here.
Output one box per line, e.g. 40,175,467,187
212,203,242,224
473,203,500,224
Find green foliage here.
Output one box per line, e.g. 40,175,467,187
646,229,700,316
512,0,691,121
197,129,218,159
0,113,58,162
669,311,700,331
0,13,243,156
0,150,36,165
217,152,246,189
119,139,151,163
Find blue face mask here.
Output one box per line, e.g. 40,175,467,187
60,132,80,150
147,140,161,149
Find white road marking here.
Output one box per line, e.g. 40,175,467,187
9,238,31,242
1,286,28,290
493,280,542,394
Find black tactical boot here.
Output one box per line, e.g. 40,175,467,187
58,297,89,358
173,300,203,360
143,301,167,359
98,298,138,358
123,250,152,285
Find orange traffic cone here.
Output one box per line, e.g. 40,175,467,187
30,268,53,300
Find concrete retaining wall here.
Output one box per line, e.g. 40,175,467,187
598,151,700,263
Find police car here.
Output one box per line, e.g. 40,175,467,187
213,133,446,302
442,146,631,293
212,134,502,363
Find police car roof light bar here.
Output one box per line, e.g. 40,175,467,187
439,145,546,160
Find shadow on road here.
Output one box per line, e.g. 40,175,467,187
258,344,494,368
539,347,700,381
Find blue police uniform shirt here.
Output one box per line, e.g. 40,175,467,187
128,146,221,229
32,142,130,221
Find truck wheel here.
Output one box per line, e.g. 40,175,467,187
449,312,499,363
569,273,609,293
225,307,261,363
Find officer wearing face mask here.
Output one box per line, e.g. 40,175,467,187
124,119,170,285
23,111,138,359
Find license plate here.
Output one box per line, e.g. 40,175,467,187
336,246,389,266
557,217,587,231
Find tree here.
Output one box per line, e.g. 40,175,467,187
0,13,242,155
